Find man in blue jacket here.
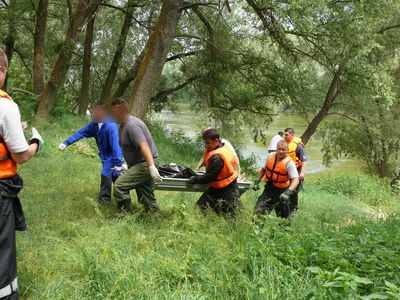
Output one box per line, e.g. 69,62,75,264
59,104,124,203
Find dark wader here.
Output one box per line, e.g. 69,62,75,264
98,158,117,203
0,175,25,300
99,176,113,203
197,181,242,217
255,182,292,218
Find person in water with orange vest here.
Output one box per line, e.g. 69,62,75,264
254,140,299,218
284,128,307,211
0,49,44,300
189,128,242,216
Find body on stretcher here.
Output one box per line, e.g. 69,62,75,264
154,171,252,193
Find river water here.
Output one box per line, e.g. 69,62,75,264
154,109,344,174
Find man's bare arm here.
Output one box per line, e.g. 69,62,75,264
11,144,38,164
288,177,299,191
138,141,155,166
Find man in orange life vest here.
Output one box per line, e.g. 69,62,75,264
189,128,242,216
284,128,307,211
0,49,44,299
254,140,299,218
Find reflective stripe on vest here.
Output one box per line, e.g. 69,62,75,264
0,90,18,179
288,136,304,169
262,153,291,189
204,144,239,189
0,277,18,298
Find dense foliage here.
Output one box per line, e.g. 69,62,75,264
1,0,399,174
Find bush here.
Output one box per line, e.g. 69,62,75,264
314,173,394,206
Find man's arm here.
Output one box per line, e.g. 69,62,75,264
139,141,155,166
296,144,307,179
2,102,39,164
11,144,38,164
138,141,162,182
63,123,95,146
288,177,300,191
190,155,224,184
287,160,300,191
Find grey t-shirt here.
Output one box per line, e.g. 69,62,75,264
119,116,158,167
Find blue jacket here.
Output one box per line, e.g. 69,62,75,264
64,118,124,176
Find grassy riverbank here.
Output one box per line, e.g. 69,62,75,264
16,117,400,299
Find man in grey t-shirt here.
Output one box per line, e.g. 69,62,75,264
111,98,162,213
119,115,158,167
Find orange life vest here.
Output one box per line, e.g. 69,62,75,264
0,90,17,179
288,136,304,169
203,144,239,189
261,153,291,189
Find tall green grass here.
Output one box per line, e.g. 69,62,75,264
15,116,400,299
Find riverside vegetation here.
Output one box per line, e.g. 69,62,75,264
15,116,400,299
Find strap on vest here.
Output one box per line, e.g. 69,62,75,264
266,155,278,181
0,154,10,161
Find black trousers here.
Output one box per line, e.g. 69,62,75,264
196,181,242,216
0,175,25,300
99,175,113,202
254,182,294,218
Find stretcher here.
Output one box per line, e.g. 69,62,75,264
154,177,252,193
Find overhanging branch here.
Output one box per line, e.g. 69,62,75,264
166,50,201,61
378,24,400,34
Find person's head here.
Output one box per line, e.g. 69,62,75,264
276,140,289,160
0,49,8,89
90,103,107,123
202,128,221,151
278,131,284,137
111,98,129,123
284,128,295,142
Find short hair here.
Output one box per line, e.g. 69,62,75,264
0,49,8,69
278,131,284,136
111,98,128,107
92,102,106,109
277,140,288,149
202,128,220,140
284,128,295,134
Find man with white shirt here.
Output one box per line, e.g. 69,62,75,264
267,131,284,153
59,104,124,203
0,49,43,300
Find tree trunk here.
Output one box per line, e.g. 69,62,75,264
36,0,102,119
78,15,95,115
129,0,184,118
301,67,343,145
111,48,144,98
33,0,49,95
4,0,16,90
100,0,136,104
